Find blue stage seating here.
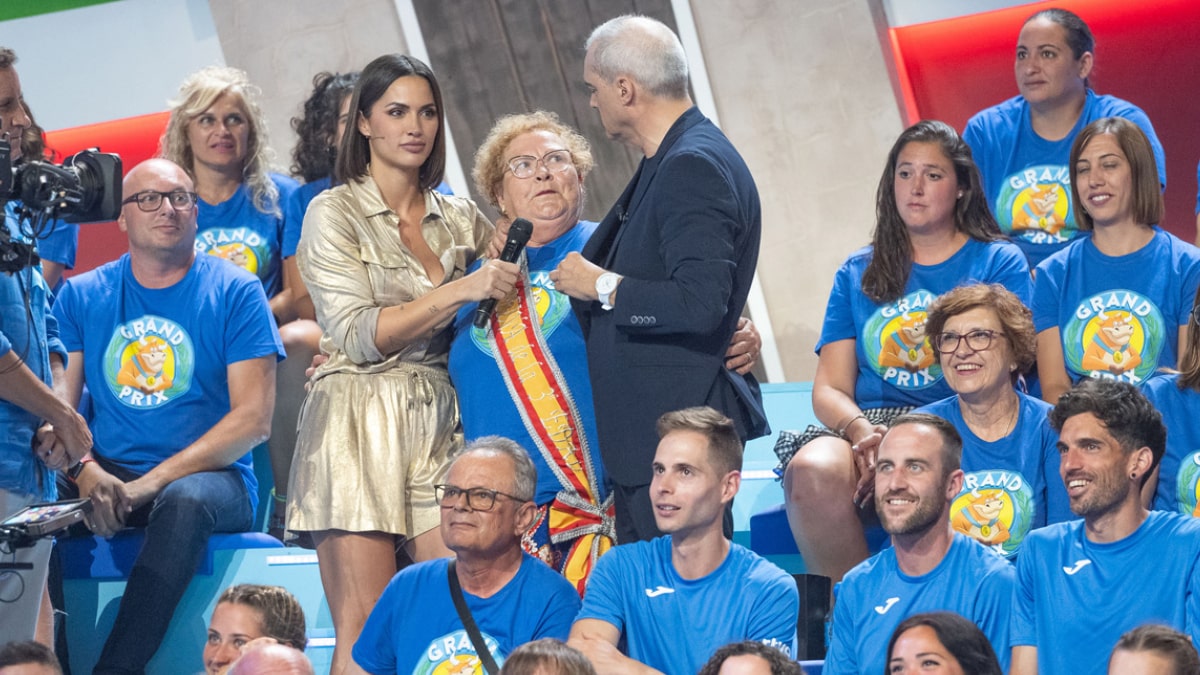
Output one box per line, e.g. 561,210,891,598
61,532,331,674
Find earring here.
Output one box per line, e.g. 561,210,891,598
957,191,964,199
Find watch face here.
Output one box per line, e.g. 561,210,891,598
597,273,618,294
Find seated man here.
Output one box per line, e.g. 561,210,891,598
1012,379,1200,675
569,407,798,675
50,158,282,673
824,413,1014,675
352,437,581,674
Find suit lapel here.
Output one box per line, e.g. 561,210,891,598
594,107,706,268
583,160,642,266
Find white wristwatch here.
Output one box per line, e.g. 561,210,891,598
595,272,622,310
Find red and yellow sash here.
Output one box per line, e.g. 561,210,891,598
489,272,615,594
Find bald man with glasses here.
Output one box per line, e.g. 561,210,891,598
50,157,283,673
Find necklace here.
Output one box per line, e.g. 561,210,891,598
963,393,1020,442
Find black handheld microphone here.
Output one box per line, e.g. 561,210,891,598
472,218,533,328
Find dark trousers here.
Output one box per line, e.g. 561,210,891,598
58,457,251,674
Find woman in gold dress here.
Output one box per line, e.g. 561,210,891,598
287,53,518,673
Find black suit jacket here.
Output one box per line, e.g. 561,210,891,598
574,107,768,486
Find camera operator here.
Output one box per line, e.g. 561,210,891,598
19,98,79,292
0,46,93,644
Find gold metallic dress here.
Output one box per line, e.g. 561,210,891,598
287,174,491,537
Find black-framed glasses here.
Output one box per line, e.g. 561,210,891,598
506,149,573,179
934,329,1006,354
121,190,199,212
433,484,527,511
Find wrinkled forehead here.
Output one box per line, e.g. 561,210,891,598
447,450,516,489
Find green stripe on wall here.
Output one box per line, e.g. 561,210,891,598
0,0,119,22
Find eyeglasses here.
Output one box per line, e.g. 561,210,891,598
433,484,527,511
1191,306,1200,327
934,329,1005,353
121,190,199,212
506,149,574,179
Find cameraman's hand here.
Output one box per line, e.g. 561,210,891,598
77,465,129,538
35,410,92,468
34,424,71,471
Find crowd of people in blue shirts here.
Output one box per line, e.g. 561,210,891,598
5,4,1200,675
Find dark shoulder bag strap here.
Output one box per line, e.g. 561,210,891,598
447,559,501,675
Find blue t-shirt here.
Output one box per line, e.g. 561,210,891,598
195,173,299,299
352,555,580,674
1032,228,1200,388
1144,374,1200,514
819,239,1031,408
577,536,798,675
964,90,1166,267
449,221,607,506
35,218,78,273
52,254,284,514
916,393,1070,558
281,176,331,259
1012,511,1200,675
0,202,68,500
825,533,1014,675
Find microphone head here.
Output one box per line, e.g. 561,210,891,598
508,218,533,245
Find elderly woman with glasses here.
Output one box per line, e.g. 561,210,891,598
449,110,761,592
914,283,1070,558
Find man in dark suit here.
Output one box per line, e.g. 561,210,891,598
551,14,767,544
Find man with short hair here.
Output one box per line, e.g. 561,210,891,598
569,407,797,675
0,46,93,643
0,640,62,675
351,437,580,674
824,413,1014,675
551,15,767,543
50,158,283,673
1011,379,1200,675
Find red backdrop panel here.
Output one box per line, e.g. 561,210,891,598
891,0,1200,241
43,111,169,276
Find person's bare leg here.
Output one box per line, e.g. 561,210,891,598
313,530,398,675
405,526,452,562
783,436,870,584
268,319,322,537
